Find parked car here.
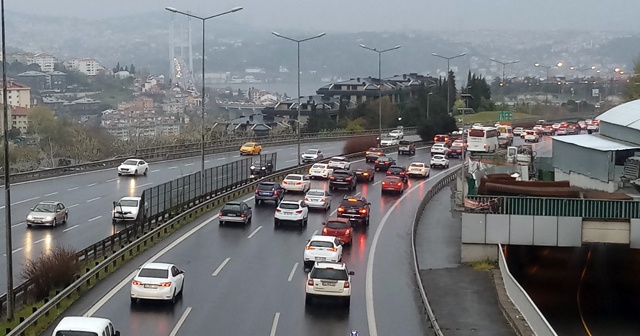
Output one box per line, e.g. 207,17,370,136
329,170,357,191
398,140,415,155
219,201,252,226
353,167,375,182
374,156,396,171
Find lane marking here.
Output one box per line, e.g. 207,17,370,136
68,204,79,208
3,247,23,256
372,181,382,186
34,238,46,244
0,196,41,209
151,169,160,173
11,222,25,228
63,225,79,232
287,262,298,282
311,229,318,236
217,158,225,161
86,197,101,203
68,187,79,191
169,307,193,336
270,312,281,336
365,165,458,336
168,166,178,170
232,155,240,158
247,226,263,239
87,183,97,187
285,159,298,163
205,160,210,163
212,257,231,276
44,192,58,197
185,163,194,166
88,216,102,222
105,178,118,182
134,182,153,189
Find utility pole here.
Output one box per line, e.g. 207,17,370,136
432,52,466,116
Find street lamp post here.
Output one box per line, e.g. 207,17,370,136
431,52,466,116
490,58,519,112
534,62,563,105
359,44,402,144
426,92,433,120
272,32,326,165
165,5,243,194
570,66,596,114
1,0,14,320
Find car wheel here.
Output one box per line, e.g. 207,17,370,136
130,297,137,304
344,297,351,307
26,223,32,228
171,290,177,304
305,294,313,305
255,199,259,206
134,169,138,176
118,173,122,176
52,218,57,227
63,214,68,224
219,220,225,226
144,169,148,176
274,219,279,227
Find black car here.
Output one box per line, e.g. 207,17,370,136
386,165,408,183
219,201,252,226
254,182,284,205
329,170,357,191
250,160,274,177
365,147,384,163
353,167,375,182
337,196,371,226
374,156,396,171
447,144,464,158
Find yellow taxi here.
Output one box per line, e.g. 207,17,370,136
240,142,262,155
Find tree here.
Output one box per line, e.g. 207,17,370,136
623,59,640,102
28,106,65,167
305,110,336,133
447,70,457,111
113,62,121,73
129,64,136,74
8,127,21,140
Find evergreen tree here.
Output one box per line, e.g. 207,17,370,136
624,59,640,102
129,64,136,74
113,62,120,73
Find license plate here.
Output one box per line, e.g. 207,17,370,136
144,284,157,289
259,192,270,195
33,220,42,223
311,199,320,202
348,210,357,213
285,212,293,215
227,213,236,216
315,257,326,261
321,281,336,286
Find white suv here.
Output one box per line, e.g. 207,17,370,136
303,235,343,269
274,200,309,227
430,154,450,169
328,156,351,170
309,163,332,179
430,143,449,155
305,261,354,307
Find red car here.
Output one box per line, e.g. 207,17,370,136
381,176,406,194
321,217,353,246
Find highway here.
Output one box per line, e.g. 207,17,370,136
0,137,415,290
45,145,459,336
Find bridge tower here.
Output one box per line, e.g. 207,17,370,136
169,12,195,91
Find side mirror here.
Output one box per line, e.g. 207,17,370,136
248,206,252,209
321,222,327,226
348,271,355,275
30,207,34,211
112,201,118,207
305,239,310,243
179,270,185,274
115,331,121,336
367,202,371,205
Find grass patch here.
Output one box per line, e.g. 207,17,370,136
470,260,496,271
455,111,541,124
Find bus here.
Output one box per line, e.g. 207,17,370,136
467,127,499,153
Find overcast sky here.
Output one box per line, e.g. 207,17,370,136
8,0,640,32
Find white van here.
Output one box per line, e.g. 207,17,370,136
53,316,120,336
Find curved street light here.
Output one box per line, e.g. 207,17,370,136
431,52,466,115
534,62,563,104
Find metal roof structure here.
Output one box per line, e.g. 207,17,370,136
552,134,640,152
596,99,640,131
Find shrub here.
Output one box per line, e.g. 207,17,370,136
22,246,79,301
342,135,378,154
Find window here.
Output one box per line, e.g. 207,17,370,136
310,268,348,280
469,129,485,137
307,190,325,197
138,268,169,279
309,241,334,248
118,200,138,207
55,331,98,336
326,221,348,229
279,202,300,210
222,204,241,211
257,183,275,191
286,175,302,180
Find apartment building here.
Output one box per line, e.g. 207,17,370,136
26,53,56,72
11,106,29,133
0,81,32,108
70,58,99,76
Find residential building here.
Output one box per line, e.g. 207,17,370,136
26,53,56,72
100,109,183,140
47,71,67,91
41,96,67,113
64,97,101,115
11,106,29,133
0,105,10,133
16,71,48,92
133,96,154,112
70,58,99,76
0,81,31,108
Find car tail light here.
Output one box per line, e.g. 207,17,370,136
306,246,315,250
321,198,326,202
132,280,142,286
330,176,335,180
344,281,350,288
160,282,172,287
397,182,402,186
328,247,337,252
382,181,386,185
400,172,405,175
338,207,345,212
308,279,314,286
276,209,282,212
386,171,391,175
386,161,391,165
241,213,246,218
296,182,302,185
365,151,370,155
345,177,352,181
295,210,303,214
322,227,328,234
273,190,279,195
218,212,223,216
345,229,350,235
484,144,487,148
375,160,379,164
255,189,259,194
363,172,369,176
304,197,309,201
359,209,367,214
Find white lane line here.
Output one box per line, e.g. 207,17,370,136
232,155,240,158
287,262,298,282
205,160,210,163
88,216,102,222
247,226,263,239
68,187,79,191
85,212,224,317
0,196,41,209
312,229,318,236
217,158,225,160
44,192,58,197
168,166,178,170
3,247,23,256
34,238,46,244
270,312,281,336
63,225,79,232
244,196,254,202
185,163,194,166
285,159,298,163
87,183,97,187
105,178,118,182
86,197,101,203
372,181,382,186
212,257,231,276
11,222,24,228
365,165,458,336
151,169,160,173
134,182,153,189
169,307,193,336
68,204,79,208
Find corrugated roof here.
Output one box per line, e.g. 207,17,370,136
552,134,640,151
596,99,640,131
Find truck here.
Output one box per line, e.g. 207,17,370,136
506,145,536,167
112,196,148,225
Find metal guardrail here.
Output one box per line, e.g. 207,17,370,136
411,167,460,336
460,114,595,128
497,244,558,336
1,141,410,333
1,127,416,184
465,195,640,219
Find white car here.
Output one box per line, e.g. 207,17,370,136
552,123,562,129
304,189,331,211
513,127,524,136
328,156,351,170
524,130,540,142
430,154,450,169
112,196,147,225
130,262,184,304
282,174,311,193
301,149,323,163
118,159,149,176
274,200,309,227
430,143,449,155
388,129,404,139
309,163,332,179
305,261,354,307
407,162,430,178
587,124,599,132
303,236,343,269
533,125,544,132
380,137,400,146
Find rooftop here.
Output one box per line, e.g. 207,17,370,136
596,99,640,131
552,134,640,151
11,107,29,116
17,71,47,77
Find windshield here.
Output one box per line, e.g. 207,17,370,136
33,203,56,212
279,203,300,210
311,164,326,169
388,167,404,173
331,157,346,162
309,241,334,248
122,160,138,165
138,268,168,278
243,142,255,147
341,200,364,207
304,150,318,154
257,183,275,191
326,221,348,229
307,190,325,197
310,268,348,281
118,200,138,207
410,163,424,168
433,155,445,160
286,175,302,180
55,332,99,336
222,204,241,211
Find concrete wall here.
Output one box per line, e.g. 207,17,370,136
554,169,618,192
553,140,612,182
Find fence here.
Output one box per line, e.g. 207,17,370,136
465,195,640,219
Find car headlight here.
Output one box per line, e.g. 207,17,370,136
261,167,266,170
27,215,33,220
45,216,52,221
250,166,255,170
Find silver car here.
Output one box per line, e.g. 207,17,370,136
26,201,68,227
304,189,331,211
301,149,323,163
